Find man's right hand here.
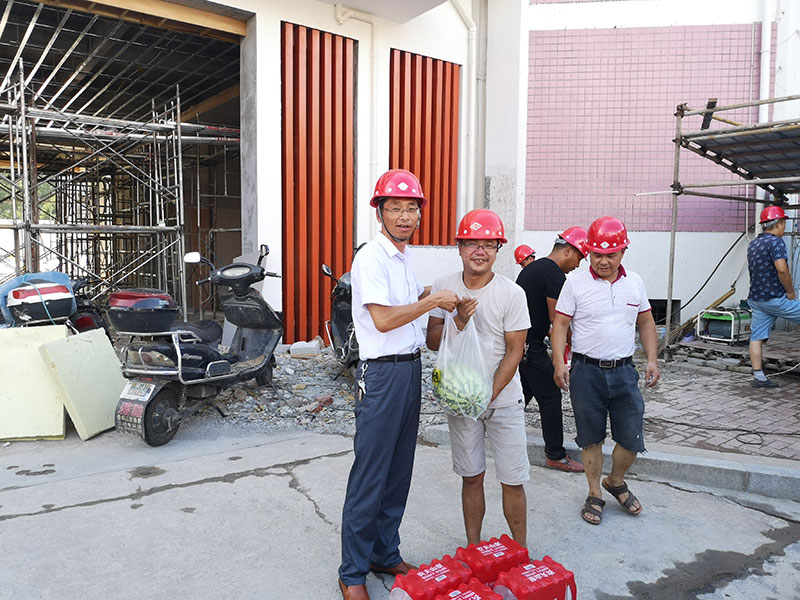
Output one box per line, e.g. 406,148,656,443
553,363,570,390
431,289,459,312
453,297,478,330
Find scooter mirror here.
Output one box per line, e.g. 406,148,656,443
184,252,202,264
321,264,333,277
257,244,270,267
43,257,61,271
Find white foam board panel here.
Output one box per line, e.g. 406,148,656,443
0,326,68,440
39,328,126,440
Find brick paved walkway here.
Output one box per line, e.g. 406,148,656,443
535,355,800,463
641,364,800,460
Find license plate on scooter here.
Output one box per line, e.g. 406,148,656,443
122,381,156,400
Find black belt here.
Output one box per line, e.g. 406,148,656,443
369,349,421,363
572,352,632,368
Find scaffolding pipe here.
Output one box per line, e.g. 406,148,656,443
756,0,775,250
0,67,235,314
0,104,240,136
665,104,684,350
26,223,180,233
676,190,779,203
680,175,800,189
18,61,33,271
683,117,800,140
175,89,188,321
681,92,800,116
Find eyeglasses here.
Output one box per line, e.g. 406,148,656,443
383,206,420,217
461,241,501,251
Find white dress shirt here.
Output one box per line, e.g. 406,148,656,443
351,234,425,360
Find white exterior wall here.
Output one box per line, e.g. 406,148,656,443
207,0,799,317
498,0,799,321
484,0,528,280
217,0,472,308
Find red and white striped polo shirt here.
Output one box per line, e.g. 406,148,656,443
555,265,651,360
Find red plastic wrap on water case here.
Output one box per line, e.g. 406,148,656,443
454,535,530,585
390,555,473,600
432,577,502,600
492,556,576,600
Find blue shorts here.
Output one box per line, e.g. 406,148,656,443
748,296,800,341
569,361,645,453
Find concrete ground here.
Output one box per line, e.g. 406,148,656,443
2,417,799,600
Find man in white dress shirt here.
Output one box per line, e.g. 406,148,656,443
338,169,458,600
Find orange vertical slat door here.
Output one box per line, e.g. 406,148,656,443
281,23,357,343
390,49,461,246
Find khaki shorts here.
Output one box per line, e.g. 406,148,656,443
446,401,530,486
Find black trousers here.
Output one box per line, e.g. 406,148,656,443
519,348,566,460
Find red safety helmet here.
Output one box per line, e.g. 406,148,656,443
585,216,629,254
370,169,427,208
759,205,786,223
514,244,535,264
558,226,589,258
455,209,507,244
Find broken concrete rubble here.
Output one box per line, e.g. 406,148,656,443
206,343,800,464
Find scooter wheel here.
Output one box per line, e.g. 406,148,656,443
143,388,181,447
255,364,273,386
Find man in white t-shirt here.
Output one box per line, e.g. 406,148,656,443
427,209,531,547
551,216,659,527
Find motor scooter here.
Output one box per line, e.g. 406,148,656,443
0,271,108,337
67,278,111,337
0,271,76,327
112,244,283,446
321,262,359,372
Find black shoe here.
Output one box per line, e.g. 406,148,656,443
752,379,779,388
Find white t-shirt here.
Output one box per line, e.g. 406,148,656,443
555,265,651,360
431,271,530,409
351,234,425,360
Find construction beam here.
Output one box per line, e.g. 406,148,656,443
40,0,247,43
181,84,239,122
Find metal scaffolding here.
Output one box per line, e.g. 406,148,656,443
665,94,800,342
0,61,240,318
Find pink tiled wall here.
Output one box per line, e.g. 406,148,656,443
526,24,771,232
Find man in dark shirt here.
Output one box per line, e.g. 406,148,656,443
747,205,800,388
516,227,587,472
514,245,536,268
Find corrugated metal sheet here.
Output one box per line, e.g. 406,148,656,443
390,49,460,245
281,22,356,343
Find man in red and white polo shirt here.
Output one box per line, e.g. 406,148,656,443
550,216,660,526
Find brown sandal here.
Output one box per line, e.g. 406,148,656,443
581,495,605,525
602,479,642,515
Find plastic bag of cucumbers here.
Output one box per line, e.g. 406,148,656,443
432,313,492,420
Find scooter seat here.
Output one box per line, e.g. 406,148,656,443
171,319,223,343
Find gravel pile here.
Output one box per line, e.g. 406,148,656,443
196,345,696,444
204,346,573,438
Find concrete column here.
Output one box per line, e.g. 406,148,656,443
239,16,258,256
484,0,526,279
